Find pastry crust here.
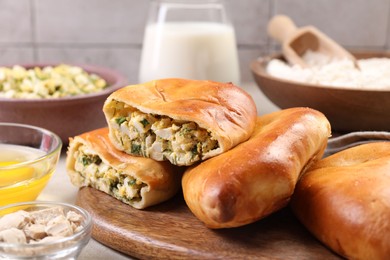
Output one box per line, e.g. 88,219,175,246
182,107,331,228
103,78,257,166
66,128,182,209
291,142,390,260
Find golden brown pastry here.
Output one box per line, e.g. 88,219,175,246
182,107,331,228
291,142,390,260
66,128,182,209
103,78,257,166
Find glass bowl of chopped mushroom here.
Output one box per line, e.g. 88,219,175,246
0,63,128,144
0,201,92,259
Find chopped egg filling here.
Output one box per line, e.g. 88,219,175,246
109,101,219,166
73,144,145,204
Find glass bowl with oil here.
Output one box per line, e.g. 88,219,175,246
0,123,62,206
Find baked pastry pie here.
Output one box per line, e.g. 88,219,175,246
291,142,390,259
182,107,331,228
103,78,257,166
66,128,182,209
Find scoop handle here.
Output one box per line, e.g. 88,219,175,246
267,15,298,44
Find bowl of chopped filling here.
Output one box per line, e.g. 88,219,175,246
250,50,390,132
0,63,128,143
0,201,92,259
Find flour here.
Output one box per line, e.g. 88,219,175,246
266,50,390,90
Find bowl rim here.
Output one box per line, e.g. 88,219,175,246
250,50,390,93
0,63,129,102
0,122,62,170
0,201,92,250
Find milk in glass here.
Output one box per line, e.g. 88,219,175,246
139,0,240,84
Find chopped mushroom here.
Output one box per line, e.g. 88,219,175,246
0,228,27,244
0,207,83,244
0,210,31,231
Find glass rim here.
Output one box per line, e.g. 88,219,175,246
0,122,62,170
151,0,227,10
151,0,226,3
147,0,231,25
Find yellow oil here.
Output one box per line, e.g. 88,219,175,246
0,144,53,207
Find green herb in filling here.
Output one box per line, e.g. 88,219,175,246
191,145,198,155
131,143,142,155
81,155,102,166
140,118,149,127
115,117,127,126
128,179,136,186
110,181,118,192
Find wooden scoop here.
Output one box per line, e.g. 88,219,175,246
267,15,358,68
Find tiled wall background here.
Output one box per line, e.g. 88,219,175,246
1,0,389,84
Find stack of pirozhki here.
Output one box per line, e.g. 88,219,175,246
66,78,390,259
66,78,259,209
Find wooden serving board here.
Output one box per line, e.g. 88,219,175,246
76,187,341,259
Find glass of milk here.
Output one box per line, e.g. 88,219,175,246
139,0,240,84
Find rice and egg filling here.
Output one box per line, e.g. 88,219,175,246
73,144,146,204
109,101,219,166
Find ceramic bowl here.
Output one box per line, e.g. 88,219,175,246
0,63,128,143
0,123,62,207
0,201,92,259
250,51,390,132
